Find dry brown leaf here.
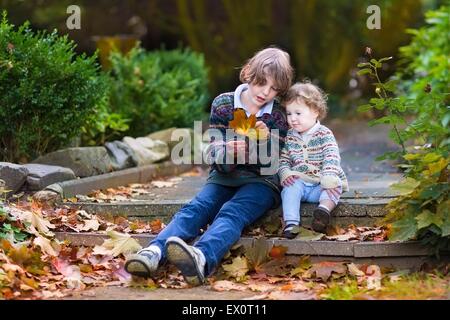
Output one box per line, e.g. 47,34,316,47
269,245,288,259
366,265,382,290
266,290,316,300
211,280,247,292
304,261,347,282
98,230,142,257
78,219,100,232
33,236,59,257
222,256,249,279
347,263,365,277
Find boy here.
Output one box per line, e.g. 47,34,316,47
125,47,293,285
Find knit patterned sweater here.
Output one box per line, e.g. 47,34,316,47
278,124,349,192
205,91,289,199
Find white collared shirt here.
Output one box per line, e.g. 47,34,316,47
292,121,321,144
233,84,274,117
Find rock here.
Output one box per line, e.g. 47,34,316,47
32,190,61,206
32,147,114,177
105,141,138,170
23,163,76,190
0,162,29,197
122,137,169,166
147,127,203,161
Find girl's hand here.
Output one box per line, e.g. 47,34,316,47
282,175,299,187
324,187,342,200
226,140,247,158
255,121,269,139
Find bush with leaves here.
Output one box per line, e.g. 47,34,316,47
80,76,130,146
107,46,209,137
357,5,449,253
0,12,106,162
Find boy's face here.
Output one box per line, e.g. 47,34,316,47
286,100,319,133
247,76,279,108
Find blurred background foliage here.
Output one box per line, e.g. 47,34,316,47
1,0,445,117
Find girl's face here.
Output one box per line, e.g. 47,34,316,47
247,76,279,108
286,100,319,133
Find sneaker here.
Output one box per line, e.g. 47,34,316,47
124,248,160,278
282,224,299,239
311,206,331,233
166,236,205,286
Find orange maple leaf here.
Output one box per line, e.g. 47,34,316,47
269,245,288,259
229,109,267,140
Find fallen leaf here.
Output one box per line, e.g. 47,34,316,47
78,219,100,232
269,245,288,259
366,265,382,290
260,258,293,277
347,263,365,277
248,282,276,292
280,281,309,292
245,237,269,271
304,261,347,282
266,290,316,300
33,236,59,257
222,256,249,280
211,280,247,292
325,233,358,241
98,231,142,257
296,227,324,241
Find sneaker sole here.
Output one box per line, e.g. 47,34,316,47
312,209,330,233
166,238,205,286
124,254,155,278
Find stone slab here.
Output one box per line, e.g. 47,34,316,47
53,161,193,198
54,232,436,258
23,163,76,190
0,162,29,196
33,147,114,177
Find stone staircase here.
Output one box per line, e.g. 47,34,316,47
51,168,447,269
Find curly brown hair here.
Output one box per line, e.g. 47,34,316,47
284,81,328,120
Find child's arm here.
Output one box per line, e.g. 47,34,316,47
204,97,238,173
320,130,342,189
278,143,293,184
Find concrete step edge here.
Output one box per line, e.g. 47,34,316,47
54,232,434,258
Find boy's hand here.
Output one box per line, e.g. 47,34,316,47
255,121,269,139
324,187,342,200
226,140,247,158
282,175,299,187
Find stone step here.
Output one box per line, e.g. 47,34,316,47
55,232,441,270
64,197,389,226
61,173,402,226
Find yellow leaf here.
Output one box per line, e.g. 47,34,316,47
33,236,59,257
222,256,249,279
229,109,267,140
99,231,142,257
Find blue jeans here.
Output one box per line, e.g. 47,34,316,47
281,179,341,225
148,183,276,275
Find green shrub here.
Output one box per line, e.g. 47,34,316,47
0,12,106,162
356,5,449,253
107,46,209,137
80,76,130,146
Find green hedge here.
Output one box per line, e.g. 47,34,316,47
107,46,209,137
0,12,106,162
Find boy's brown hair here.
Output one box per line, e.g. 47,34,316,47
284,81,328,120
240,47,294,97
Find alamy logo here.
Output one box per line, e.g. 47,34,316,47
366,5,381,30
66,5,81,30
